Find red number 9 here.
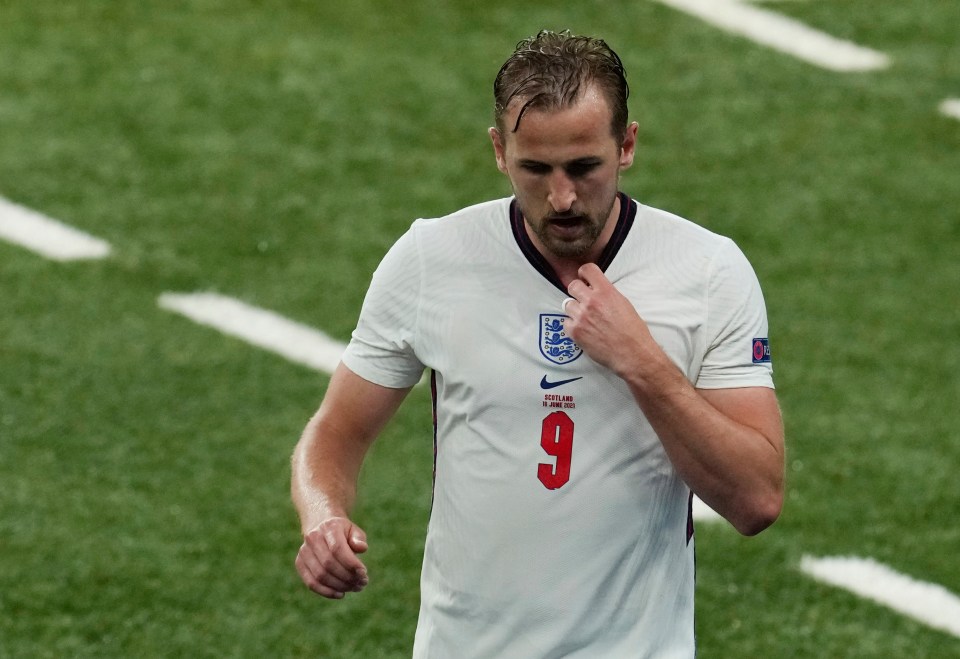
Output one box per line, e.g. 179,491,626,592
538,411,574,490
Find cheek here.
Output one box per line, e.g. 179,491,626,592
577,174,614,199
509,174,548,198
596,167,623,189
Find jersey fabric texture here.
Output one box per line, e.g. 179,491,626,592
341,194,774,658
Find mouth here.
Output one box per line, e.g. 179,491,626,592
546,216,588,237
548,215,586,228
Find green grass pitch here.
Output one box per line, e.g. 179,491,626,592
1,1,959,656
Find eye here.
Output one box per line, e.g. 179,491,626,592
521,162,550,175
566,161,600,178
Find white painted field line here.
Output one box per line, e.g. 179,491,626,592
801,555,960,638
158,292,346,374
0,195,111,261
940,98,960,121
653,0,890,72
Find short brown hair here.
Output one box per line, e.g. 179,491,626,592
493,30,630,141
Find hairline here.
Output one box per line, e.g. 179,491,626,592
495,86,628,145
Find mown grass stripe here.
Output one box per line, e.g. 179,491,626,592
654,0,890,72
158,292,346,374
0,195,111,261
940,98,960,121
801,555,960,638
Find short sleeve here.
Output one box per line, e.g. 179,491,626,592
695,240,775,390
341,225,425,388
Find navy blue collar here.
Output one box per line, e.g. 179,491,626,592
509,192,637,293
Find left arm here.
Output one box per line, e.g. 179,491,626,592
564,264,784,536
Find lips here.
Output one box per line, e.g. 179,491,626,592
547,216,587,237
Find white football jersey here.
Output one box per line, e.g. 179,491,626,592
341,194,774,658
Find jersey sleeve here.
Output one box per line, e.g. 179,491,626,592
695,239,775,390
340,224,425,388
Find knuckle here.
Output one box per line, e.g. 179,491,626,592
319,555,339,572
303,530,325,549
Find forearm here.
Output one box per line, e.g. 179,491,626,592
561,263,784,534
292,397,381,600
620,354,784,535
290,362,414,535
291,412,364,534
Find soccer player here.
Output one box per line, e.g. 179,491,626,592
292,30,785,657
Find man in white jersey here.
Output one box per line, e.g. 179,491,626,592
292,30,785,657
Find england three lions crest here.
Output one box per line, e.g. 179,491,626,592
539,314,582,365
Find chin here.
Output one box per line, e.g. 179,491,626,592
544,240,592,260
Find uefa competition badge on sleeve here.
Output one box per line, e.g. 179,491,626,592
540,314,583,365
752,338,772,363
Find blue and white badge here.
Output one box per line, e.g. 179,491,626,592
540,314,582,365
752,338,772,363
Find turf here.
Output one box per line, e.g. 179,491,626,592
1,0,959,656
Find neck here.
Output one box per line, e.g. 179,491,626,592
528,195,622,289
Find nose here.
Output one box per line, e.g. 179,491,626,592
547,172,576,213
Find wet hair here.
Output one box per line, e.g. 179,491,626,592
493,30,629,141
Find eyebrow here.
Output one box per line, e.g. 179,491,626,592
517,156,603,169
567,157,603,167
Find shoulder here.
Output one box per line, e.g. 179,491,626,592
411,197,512,233
381,197,511,258
622,202,748,281
633,203,735,254
403,197,514,259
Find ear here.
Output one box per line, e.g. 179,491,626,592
488,127,509,174
618,121,639,170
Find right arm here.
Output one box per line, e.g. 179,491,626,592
292,362,413,599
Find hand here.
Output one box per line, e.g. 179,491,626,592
563,263,660,377
295,516,369,599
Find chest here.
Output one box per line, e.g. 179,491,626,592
414,259,707,415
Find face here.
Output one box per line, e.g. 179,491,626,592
490,85,637,262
